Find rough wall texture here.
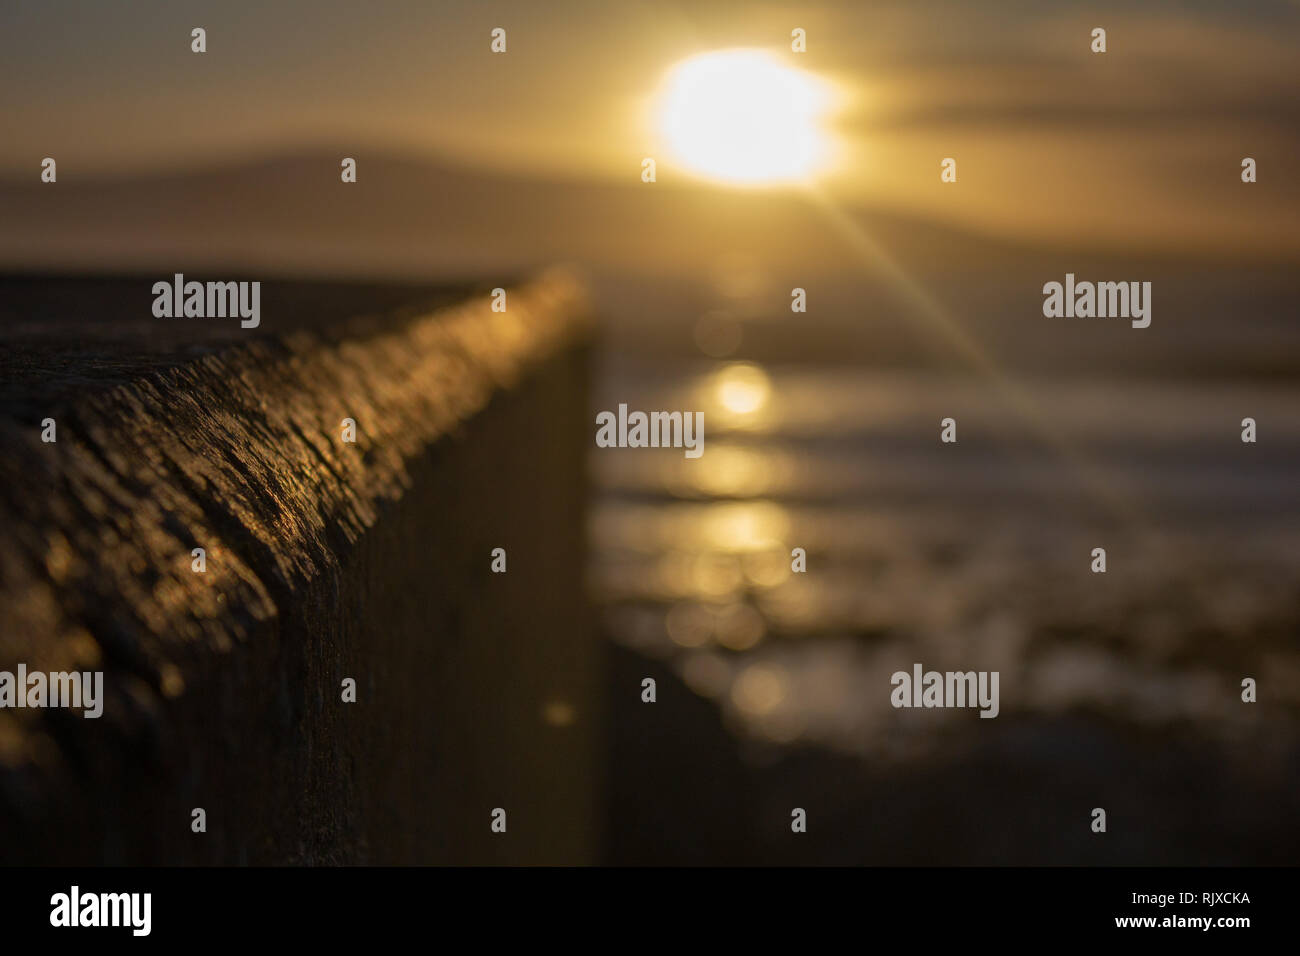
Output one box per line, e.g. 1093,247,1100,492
0,272,597,864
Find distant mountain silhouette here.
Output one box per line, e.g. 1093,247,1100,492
2,149,1297,373
2,148,1263,280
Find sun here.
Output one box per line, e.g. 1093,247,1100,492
656,48,836,186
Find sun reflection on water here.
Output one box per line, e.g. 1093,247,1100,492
705,362,773,430
591,362,1300,757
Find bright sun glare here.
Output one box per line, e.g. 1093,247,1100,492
657,49,835,186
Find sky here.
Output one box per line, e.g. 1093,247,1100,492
2,0,1298,252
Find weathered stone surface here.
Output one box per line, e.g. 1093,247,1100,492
0,271,596,863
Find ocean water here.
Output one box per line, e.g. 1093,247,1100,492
589,353,1300,862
